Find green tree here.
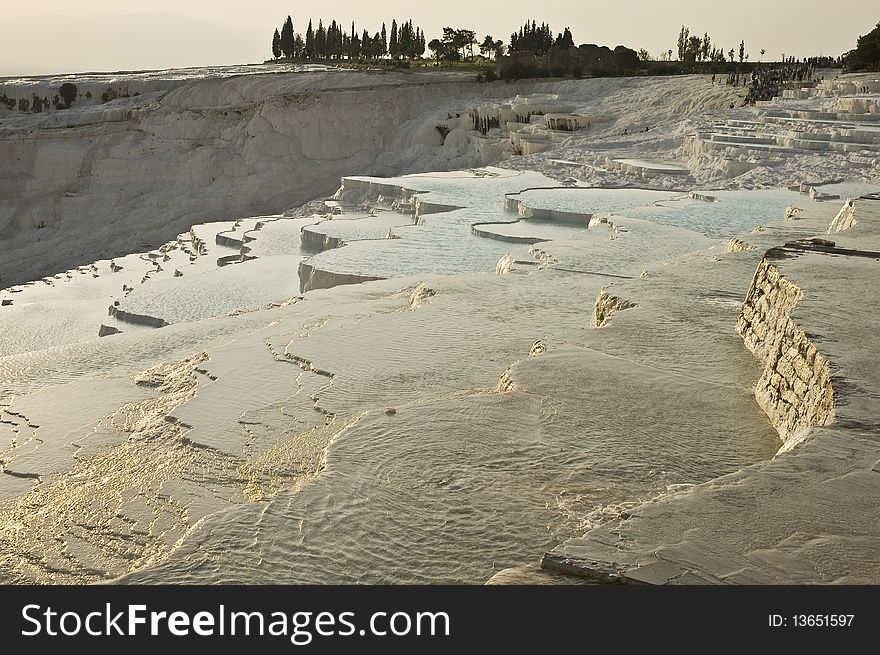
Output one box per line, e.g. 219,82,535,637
389,20,399,59
362,30,373,59
328,21,341,59
59,83,77,107
449,28,468,60
305,20,315,58
480,34,495,59
685,35,701,63
428,38,445,65
614,45,640,72
280,16,294,58
414,28,426,59
458,29,476,60
316,20,326,58
845,22,880,68
509,20,553,56
272,29,282,59
441,28,463,62
677,25,689,60
399,20,412,58
554,27,574,50
739,40,745,63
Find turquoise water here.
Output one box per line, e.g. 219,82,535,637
308,177,880,282
511,188,798,239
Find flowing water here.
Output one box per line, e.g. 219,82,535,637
2,168,875,584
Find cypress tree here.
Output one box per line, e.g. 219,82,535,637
405,20,414,58
316,20,326,58
272,29,282,59
561,27,573,49
417,29,426,59
280,16,295,58
381,23,388,57
305,20,315,58
390,20,399,59
352,26,361,59
328,20,338,58
363,30,372,59
399,21,409,59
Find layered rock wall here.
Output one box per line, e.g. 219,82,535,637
300,225,344,253
297,260,383,293
0,73,543,287
737,259,834,444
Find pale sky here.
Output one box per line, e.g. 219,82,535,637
1,1,876,76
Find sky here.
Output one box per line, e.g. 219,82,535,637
1,1,876,76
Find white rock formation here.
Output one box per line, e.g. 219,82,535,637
495,252,515,274
827,199,857,233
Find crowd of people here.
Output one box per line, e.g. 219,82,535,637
711,63,821,106
743,63,820,105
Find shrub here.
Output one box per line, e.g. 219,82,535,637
59,82,77,108
499,60,549,80
646,64,683,76
590,65,618,78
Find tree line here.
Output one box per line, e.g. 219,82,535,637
509,21,574,56
672,24,855,68
675,26,748,64
270,17,581,65
426,29,504,65
272,16,425,61
261,16,878,80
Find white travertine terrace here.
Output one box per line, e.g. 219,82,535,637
543,198,880,584
2,67,880,585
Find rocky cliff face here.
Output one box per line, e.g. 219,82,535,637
737,256,834,445
0,72,535,288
